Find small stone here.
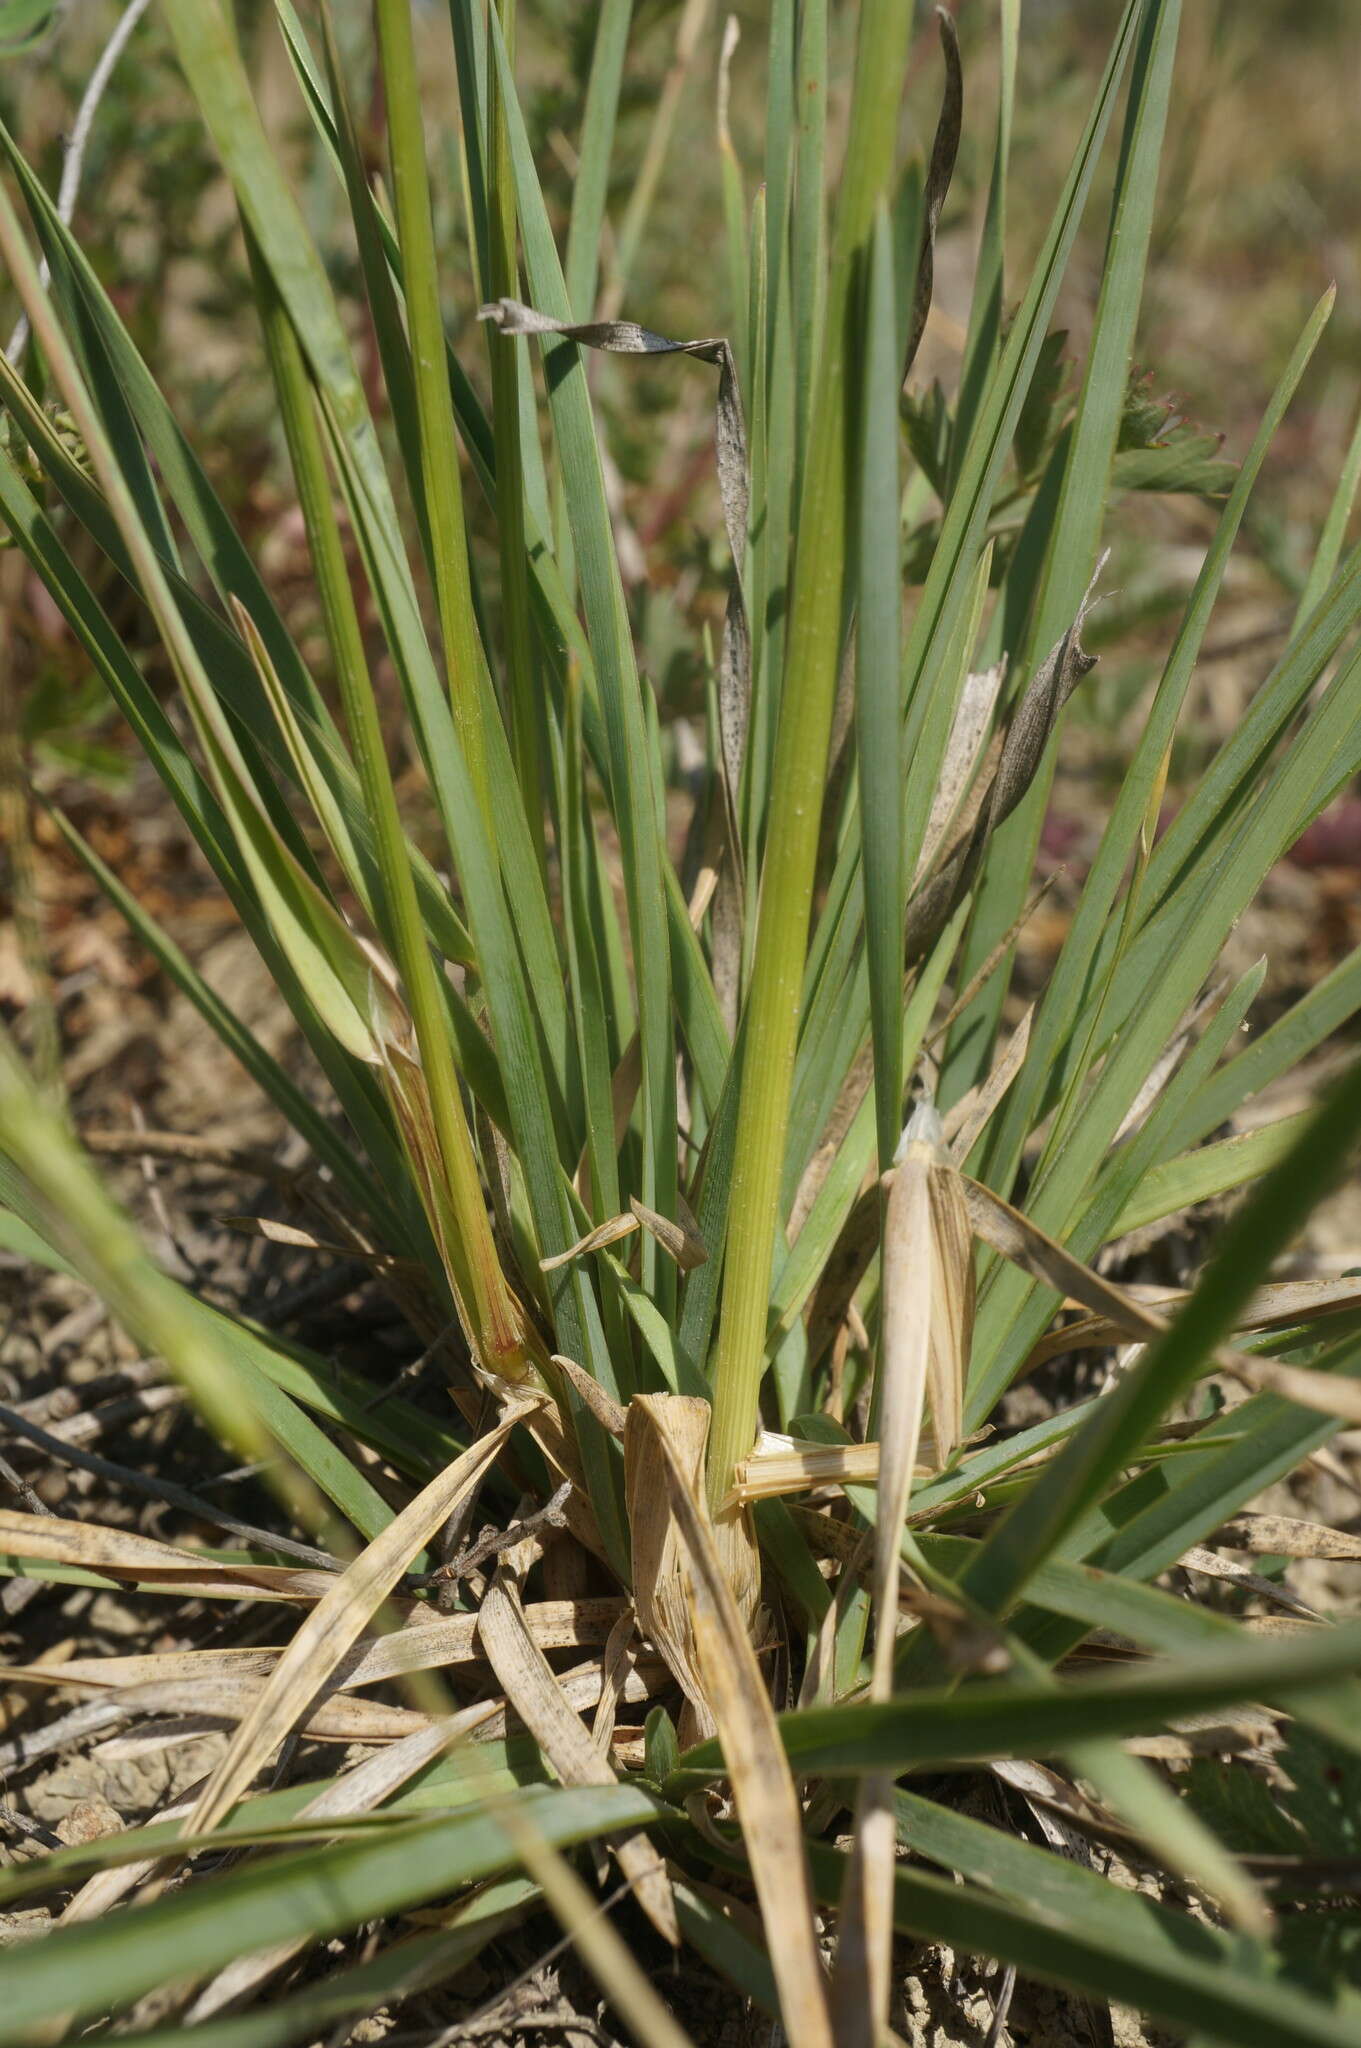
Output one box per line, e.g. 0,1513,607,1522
56,1797,122,1846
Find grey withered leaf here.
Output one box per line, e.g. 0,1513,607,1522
904,554,1106,965
901,9,964,387
478,297,750,838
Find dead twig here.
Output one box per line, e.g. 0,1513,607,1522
0,1446,52,1519
0,1398,340,1571
0,1800,63,1853
419,1479,574,1593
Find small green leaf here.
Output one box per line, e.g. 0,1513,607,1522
645,1705,680,1784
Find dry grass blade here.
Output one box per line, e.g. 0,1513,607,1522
184,1395,542,1837
901,7,964,383
1201,1348,1361,1429
221,1214,411,1273
917,1117,974,1468
0,1682,425,1787
61,1708,498,1932
787,1053,875,1246
905,562,1104,968
1026,1275,1361,1368
879,1117,944,1510
803,1179,880,1371
943,1003,1034,1163
630,1194,708,1272
574,1032,643,1205
479,295,750,835
28,1651,661,1815
927,876,1061,1052
540,1197,706,1276
107,1678,429,1742
1213,1513,1361,1560
551,1352,628,1439
915,661,1008,885
725,1433,930,1509
1215,1276,1361,1328
540,1213,641,1271
625,1395,714,1741
378,1040,543,1393
60,1778,209,1925
494,1656,664,1728
0,1396,339,1570
591,1603,638,1755
1112,988,1228,1146
0,1508,331,1601
963,1176,1361,1424
834,1137,932,2038
631,1395,835,2048
1180,1547,1321,1621
188,1707,501,2020
0,1507,225,1578
835,1105,972,2036
477,1561,678,1945
0,1598,631,1696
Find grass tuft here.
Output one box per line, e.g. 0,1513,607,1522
1,2,1361,2042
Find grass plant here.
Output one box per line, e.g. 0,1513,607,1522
3,1,1361,2042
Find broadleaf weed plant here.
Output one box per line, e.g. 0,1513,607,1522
3,1,1361,2043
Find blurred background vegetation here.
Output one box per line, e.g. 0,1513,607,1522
4,0,1360,1036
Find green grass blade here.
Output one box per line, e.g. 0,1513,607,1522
308,7,432,560
372,0,493,820
791,0,826,467
488,7,679,1315
1293,391,1361,631
807,1840,1361,2048
762,0,794,363
1069,1736,1268,1934
244,216,538,1254
564,0,631,319
47,809,417,1245
915,1525,1344,1677
707,0,916,1516
1134,539,1361,931
607,0,712,308
968,959,1265,1414
976,287,1336,1190
0,1784,665,2046
0,1047,378,1543
857,199,907,1170
0,342,468,976
716,19,749,395
0,118,327,734
1178,941,1361,1147
962,1053,1361,1619
948,0,1018,483
1083,1323,1361,1588
266,19,727,1130
2,1179,471,1493
102,1904,532,2048
486,1,547,858
670,1617,1361,1790
939,0,1182,1100
968,621,1361,1420
446,0,490,297
1109,1112,1314,1237
555,677,621,1222
896,0,1142,896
